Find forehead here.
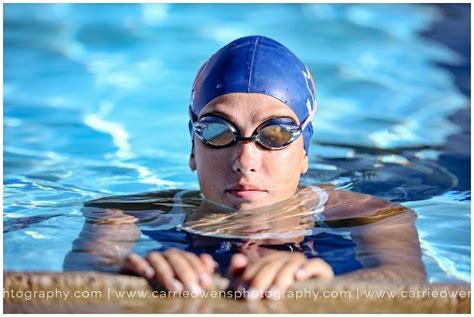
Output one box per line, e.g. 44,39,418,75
199,93,299,123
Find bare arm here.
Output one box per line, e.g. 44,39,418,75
63,207,141,272
322,189,426,282
341,209,425,282
65,197,218,292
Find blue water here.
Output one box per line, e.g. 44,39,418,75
4,4,470,283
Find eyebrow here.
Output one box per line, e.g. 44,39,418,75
199,110,299,124
199,110,233,121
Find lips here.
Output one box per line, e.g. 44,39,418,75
225,184,267,200
227,184,263,191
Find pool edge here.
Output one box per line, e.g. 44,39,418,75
3,271,471,313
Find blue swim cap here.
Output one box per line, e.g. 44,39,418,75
189,35,317,154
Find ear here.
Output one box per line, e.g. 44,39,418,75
189,151,196,171
301,154,309,175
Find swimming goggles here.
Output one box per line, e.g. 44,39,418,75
191,113,311,150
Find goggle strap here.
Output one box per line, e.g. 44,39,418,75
189,107,198,123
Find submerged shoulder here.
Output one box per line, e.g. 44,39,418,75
84,189,201,208
81,189,202,222
314,184,414,221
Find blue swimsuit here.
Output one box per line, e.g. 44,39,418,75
142,228,363,276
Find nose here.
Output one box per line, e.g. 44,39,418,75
232,142,260,174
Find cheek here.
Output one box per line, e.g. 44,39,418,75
194,143,230,178
262,143,305,178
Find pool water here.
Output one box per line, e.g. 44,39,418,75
4,4,470,283
71,185,423,279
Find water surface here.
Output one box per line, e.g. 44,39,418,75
4,4,470,283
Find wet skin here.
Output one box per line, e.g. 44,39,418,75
64,186,426,299
64,94,425,299
130,93,327,296
189,93,309,210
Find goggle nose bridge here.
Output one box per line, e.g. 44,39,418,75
191,114,303,150
233,135,258,142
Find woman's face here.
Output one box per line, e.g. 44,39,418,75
190,93,309,210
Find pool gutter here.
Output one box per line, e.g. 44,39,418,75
3,272,470,313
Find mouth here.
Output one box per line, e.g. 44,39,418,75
225,184,267,200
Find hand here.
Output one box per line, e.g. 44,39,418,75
228,252,334,300
121,249,218,293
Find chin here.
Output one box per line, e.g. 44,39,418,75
226,198,276,211
205,193,286,211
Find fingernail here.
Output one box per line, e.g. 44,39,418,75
267,287,281,300
189,283,202,294
199,273,212,286
246,288,260,301
295,268,306,280
169,279,183,292
143,266,154,279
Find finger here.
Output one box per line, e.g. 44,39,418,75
245,259,289,300
122,253,155,279
269,256,306,297
296,258,334,281
227,253,249,290
199,253,218,273
182,252,213,288
228,253,248,277
240,255,275,284
163,249,202,292
146,252,183,292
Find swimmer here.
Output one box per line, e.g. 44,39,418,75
64,36,426,299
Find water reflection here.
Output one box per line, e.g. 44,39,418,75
64,185,426,282
303,153,458,202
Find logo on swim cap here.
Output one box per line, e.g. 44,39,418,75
302,65,316,114
189,35,317,154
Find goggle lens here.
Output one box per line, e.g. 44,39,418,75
194,116,301,150
200,121,235,146
257,124,294,148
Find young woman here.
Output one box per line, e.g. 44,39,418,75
65,36,425,300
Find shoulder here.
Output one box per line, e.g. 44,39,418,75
309,185,414,221
82,189,201,220
84,189,200,208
